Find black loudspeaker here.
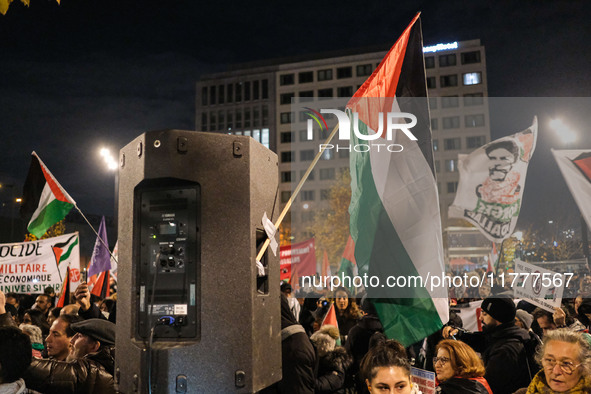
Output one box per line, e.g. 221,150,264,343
115,130,281,393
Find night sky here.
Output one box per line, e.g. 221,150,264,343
1,0,590,237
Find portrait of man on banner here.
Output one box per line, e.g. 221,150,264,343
449,117,537,242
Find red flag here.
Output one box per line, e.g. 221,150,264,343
91,270,111,299
321,302,339,330
56,266,71,307
322,251,329,277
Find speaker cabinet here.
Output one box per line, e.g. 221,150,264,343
115,130,281,393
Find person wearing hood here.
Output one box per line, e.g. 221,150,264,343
443,296,531,394
345,296,384,394
273,293,316,394
310,325,352,394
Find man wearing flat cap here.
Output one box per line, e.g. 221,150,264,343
443,296,532,394
67,319,116,375
22,318,116,394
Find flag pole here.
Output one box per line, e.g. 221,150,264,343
74,205,119,264
256,123,340,262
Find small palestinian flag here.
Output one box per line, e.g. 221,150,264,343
20,152,75,238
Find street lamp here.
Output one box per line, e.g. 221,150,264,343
549,118,577,146
99,148,118,171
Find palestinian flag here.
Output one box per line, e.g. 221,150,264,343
336,235,357,292
56,266,71,307
52,234,79,266
347,14,448,346
20,152,75,238
552,149,591,232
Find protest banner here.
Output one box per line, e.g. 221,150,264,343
514,260,565,312
411,367,436,394
279,238,316,284
0,232,80,294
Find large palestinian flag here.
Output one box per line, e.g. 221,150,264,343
20,152,75,238
347,13,448,346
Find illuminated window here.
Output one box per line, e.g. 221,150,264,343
321,149,333,160
445,159,457,172
463,72,482,86
432,139,438,151
262,128,270,148
300,129,311,141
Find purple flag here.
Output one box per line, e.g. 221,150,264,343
87,216,111,278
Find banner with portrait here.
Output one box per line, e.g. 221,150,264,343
448,117,537,242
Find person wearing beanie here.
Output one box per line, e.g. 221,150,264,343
515,309,534,330
442,296,532,394
310,325,352,394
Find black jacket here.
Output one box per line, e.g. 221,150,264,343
436,377,491,394
22,357,115,394
458,321,531,394
315,347,352,394
345,315,383,393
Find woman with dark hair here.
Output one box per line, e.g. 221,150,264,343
332,287,362,344
22,309,50,338
434,340,492,394
360,339,421,394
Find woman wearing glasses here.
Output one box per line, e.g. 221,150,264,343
433,340,492,394
521,328,591,393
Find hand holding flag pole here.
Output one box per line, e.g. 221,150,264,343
255,123,340,262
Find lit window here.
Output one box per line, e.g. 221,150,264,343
463,72,482,86
432,139,438,151
262,129,270,148
445,159,457,172
321,149,333,160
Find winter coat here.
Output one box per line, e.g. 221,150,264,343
315,347,353,394
345,315,383,393
22,358,115,394
274,294,316,394
436,377,492,394
458,321,531,394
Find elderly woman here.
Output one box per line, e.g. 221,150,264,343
360,339,421,394
434,339,492,394
523,328,591,393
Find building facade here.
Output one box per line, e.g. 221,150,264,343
196,40,491,259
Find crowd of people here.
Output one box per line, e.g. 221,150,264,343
0,277,590,393
271,281,591,394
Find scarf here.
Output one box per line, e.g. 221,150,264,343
526,370,591,393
